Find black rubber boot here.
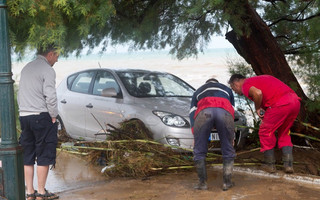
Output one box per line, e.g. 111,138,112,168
194,159,208,190
222,159,234,191
262,149,276,173
282,146,294,174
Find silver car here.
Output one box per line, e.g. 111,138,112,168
56,68,248,150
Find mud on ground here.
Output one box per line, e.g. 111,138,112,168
58,163,320,200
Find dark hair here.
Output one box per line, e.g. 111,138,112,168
37,44,58,56
206,78,219,83
228,74,246,84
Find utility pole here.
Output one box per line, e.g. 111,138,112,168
0,0,26,199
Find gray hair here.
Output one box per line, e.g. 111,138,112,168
37,44,58,56
206,78,219,83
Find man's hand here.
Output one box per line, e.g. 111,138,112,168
52,117,57,123
256,108,265,118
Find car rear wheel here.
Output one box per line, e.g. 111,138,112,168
57,116,73,142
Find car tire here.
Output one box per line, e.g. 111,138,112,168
234,130,248,150
112,119,153,140
57,116,72,142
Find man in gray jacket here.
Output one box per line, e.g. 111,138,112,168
18,44,60,199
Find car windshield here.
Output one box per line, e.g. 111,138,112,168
116,71,195,97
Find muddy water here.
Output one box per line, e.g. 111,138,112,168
59,169,320,200
33,151,106,193
55,152,320,200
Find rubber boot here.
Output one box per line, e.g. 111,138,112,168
222,160,234,191
222,159,234,191
262,149,276,173
194,159,208,190
282,146,294,174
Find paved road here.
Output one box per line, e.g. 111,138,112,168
45,152,320,200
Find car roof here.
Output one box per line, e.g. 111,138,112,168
74,68,168,74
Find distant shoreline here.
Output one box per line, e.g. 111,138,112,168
12,48,240,88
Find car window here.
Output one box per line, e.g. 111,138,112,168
117,71,194,97
137,78,156,96
67,74,77,90
158,75,194,96
70,71,95,94
92,71,120,96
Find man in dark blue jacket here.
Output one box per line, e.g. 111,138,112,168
190,78,236,191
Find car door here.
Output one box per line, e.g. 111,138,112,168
59,71,95,139
85,70,125,140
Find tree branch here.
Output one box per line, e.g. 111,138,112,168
263,0,286,5
268,0,320,27
283,40,320,55
187,9,214,21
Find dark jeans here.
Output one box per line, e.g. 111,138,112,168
193,107,236,161
19,112,58,166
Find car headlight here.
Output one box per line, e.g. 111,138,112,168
166,138,180,146
153,110,190,128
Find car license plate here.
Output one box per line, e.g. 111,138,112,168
209,132,220,141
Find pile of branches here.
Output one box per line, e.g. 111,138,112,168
74,139,196,177
59,120,201,177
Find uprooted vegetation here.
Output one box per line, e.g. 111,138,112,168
58,120,320,178
58,120,195,177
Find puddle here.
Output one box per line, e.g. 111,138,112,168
32,151,106,193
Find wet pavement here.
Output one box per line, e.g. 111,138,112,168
34,150,106,193
41,151,320,200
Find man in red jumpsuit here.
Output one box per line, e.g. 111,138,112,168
228,74,301,173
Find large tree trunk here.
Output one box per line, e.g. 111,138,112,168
224,0,320,137
224,1,309,118
224,2,307,99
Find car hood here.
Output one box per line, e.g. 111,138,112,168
134,97,191,117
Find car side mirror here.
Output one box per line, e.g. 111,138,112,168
101,88,118,97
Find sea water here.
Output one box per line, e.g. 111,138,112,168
12,48,240,89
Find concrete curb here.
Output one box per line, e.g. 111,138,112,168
214,166,320,186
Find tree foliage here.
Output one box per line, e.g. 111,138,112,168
8,0,115,57
262,0,320,101
7,1,320,102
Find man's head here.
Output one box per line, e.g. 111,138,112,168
228,74,246,95
37,44,59,66
206,78,219,83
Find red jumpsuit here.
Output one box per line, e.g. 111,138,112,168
242,75,301,152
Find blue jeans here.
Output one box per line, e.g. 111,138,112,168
193,107,236,161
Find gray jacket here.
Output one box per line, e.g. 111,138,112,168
18,55,58,118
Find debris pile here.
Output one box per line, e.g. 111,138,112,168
59,120,198,177
58,120,320,177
